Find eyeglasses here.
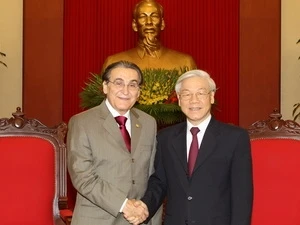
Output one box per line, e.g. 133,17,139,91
107,79,140,91
179,91,211,101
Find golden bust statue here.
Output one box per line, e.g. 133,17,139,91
102,0,197,72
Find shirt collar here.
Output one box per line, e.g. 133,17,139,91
105,99,130,118
186,114,211,133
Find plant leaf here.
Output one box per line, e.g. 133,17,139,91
292,103,300,121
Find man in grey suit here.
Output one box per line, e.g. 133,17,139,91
127,69,253,225
67,61,161,225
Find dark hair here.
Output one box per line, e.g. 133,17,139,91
102,60,144,85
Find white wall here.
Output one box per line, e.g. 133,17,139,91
0,0,23,118
281,0,300,121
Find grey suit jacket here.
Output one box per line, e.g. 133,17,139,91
67,101,162,225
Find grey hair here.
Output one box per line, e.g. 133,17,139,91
175,70,217,94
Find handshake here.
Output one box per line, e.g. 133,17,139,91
122,199,149,225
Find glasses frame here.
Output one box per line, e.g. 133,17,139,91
107,79,140,91
179,91,212,101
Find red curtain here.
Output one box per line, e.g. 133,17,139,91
63,0,239,124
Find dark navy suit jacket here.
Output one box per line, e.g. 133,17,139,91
142,117,253,225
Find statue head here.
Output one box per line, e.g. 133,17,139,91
132,0,165,44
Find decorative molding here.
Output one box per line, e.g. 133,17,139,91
0,107,67,145
248,109,300,138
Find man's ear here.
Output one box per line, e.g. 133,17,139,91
103,82,108,94
210,92,215,105
177,94,181,107
137,89,141,98
132,20,138,32
161,18,165,31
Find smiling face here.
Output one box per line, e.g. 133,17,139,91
177,76,215,125
132,1,165,43
103,67,140,115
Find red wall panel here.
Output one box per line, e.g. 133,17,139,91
63,0,240,125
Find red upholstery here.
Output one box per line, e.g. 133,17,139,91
60,209,73,225
0,107,70,225
0,137,55,225
251,139,300,225
248,109,300,225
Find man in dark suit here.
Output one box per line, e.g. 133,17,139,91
126,69,253,225
67,61,161,225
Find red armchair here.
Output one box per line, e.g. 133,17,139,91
0,107,72,225
248,109,300,225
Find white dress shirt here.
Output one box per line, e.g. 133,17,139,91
186,114,211,161
105,99,131,136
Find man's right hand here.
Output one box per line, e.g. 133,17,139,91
122,199,149,225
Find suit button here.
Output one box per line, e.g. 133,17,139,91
132,180,135,184
131,158,135,163
187,196,193,200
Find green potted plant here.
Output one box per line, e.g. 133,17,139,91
80,68,219,127
80,68,186,126
0,51,7,67
292,39,300,121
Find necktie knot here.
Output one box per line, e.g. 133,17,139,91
115,116,127,126
190,127,200,136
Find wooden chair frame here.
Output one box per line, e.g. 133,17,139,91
248,109,300,140
247,109,300,225
0,107,68,224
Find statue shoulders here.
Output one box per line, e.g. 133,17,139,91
161,47,193,58
102,46,197,71
160,47,197,69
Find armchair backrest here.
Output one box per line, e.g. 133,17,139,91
247,109,300,225
0,107,68,225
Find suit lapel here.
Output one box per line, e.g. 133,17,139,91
171,123,190,187
99,102,131,154
172,126,188,172
193,117,219,174
169,118,221,182
130,109,141,154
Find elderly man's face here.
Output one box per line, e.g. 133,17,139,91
103,67,140,115
177,76,215,126
133,2,165,43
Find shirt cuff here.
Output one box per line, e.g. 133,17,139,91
120,198,128,212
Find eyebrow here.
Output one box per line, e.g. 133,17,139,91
113,78,139,83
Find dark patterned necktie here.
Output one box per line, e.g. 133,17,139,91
188,127,200,176
115,116,131,152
